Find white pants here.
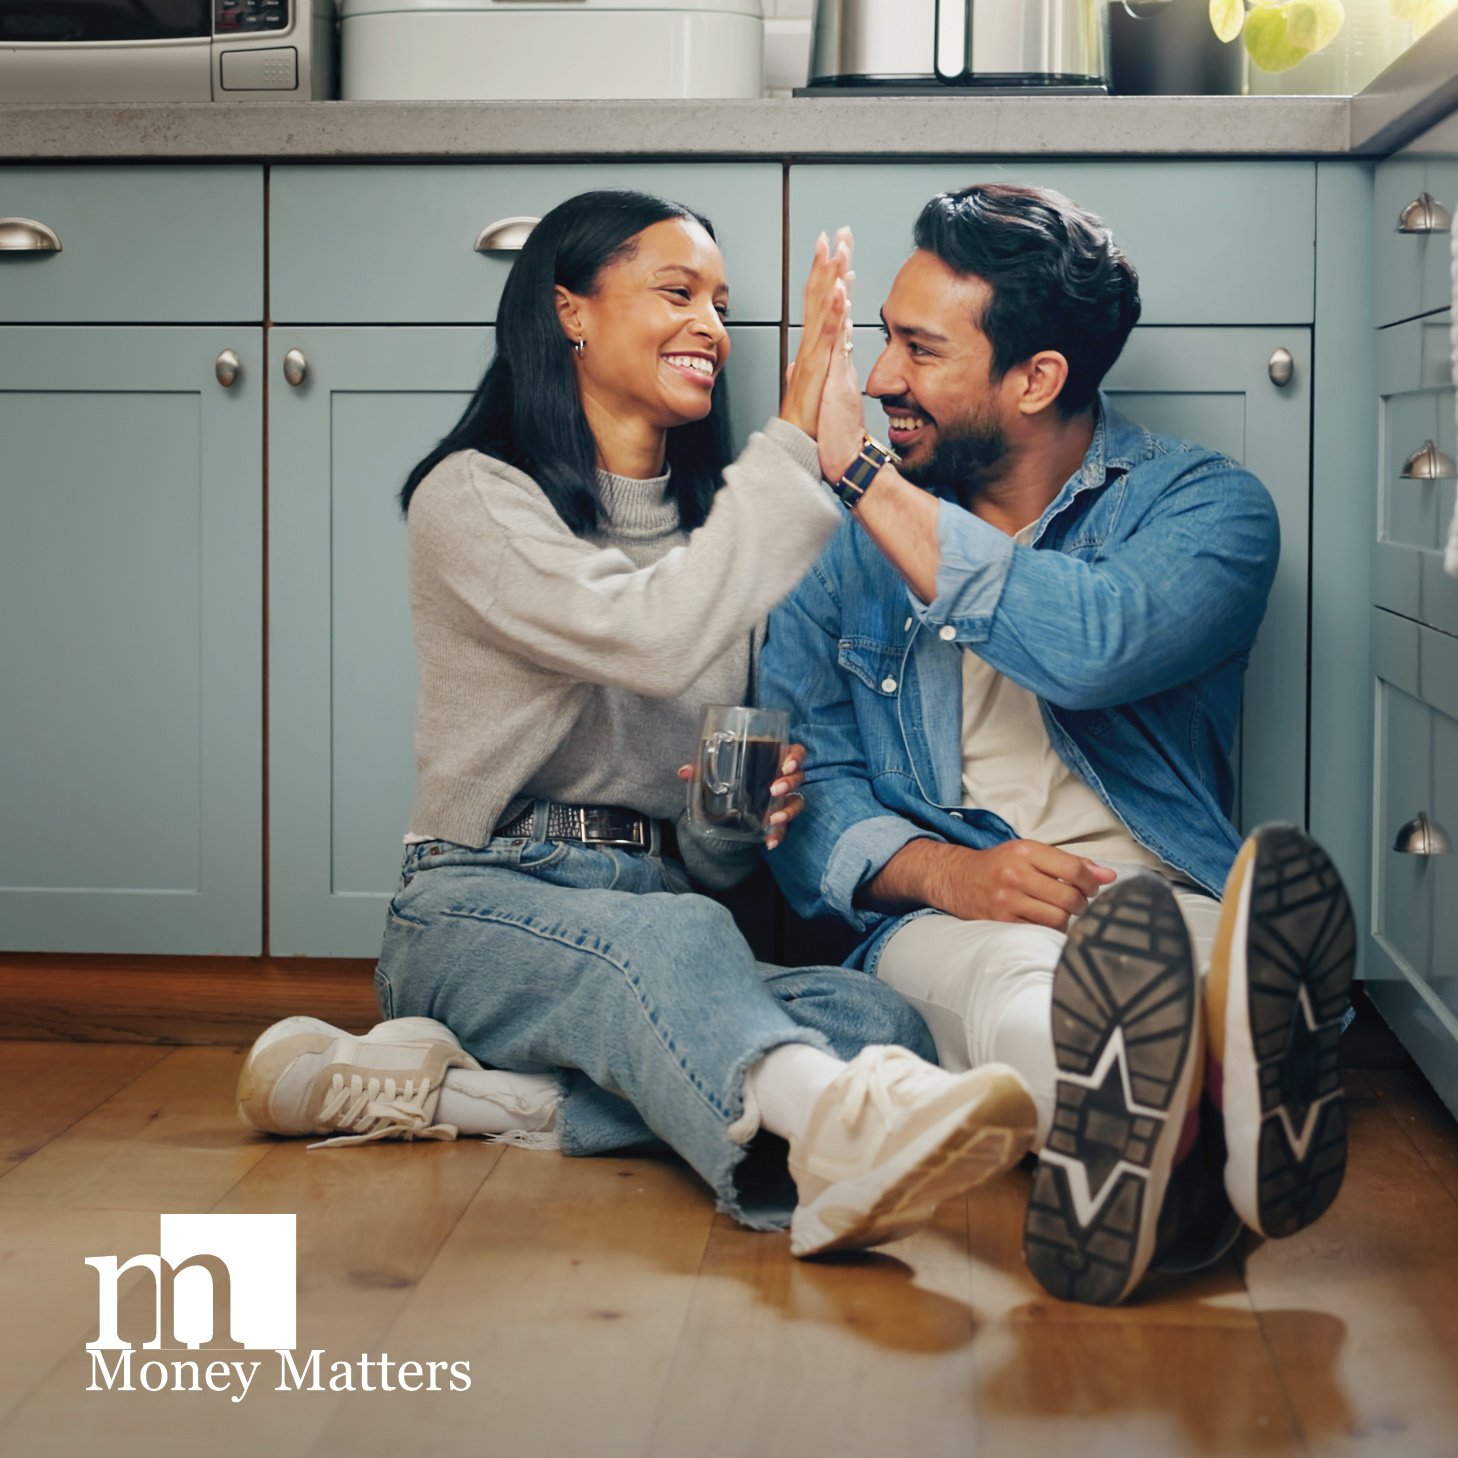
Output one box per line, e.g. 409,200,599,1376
875,865,1222,1148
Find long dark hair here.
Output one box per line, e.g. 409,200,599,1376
913,184,1141,416
399,190,732,533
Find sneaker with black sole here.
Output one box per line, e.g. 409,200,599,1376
1205,823,1355,1239
236,1015,483,1149
1023,874,1201,1306
788,1047,1038,1258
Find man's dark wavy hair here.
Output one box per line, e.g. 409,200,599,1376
912,184,1141,416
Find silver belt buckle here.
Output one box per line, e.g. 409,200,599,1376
577,805,647,847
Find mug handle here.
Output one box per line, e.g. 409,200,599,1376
703,730,743,795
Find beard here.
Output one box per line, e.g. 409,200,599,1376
892,405,1009,493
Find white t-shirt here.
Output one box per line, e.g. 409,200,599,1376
959,523,1183,880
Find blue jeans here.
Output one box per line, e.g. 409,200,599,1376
375,836,936,1230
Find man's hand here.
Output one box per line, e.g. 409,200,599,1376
860,837,1118,932
815,232,870,483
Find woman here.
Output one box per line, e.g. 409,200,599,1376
236,190,1036,1256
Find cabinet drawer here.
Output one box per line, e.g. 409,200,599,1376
788,162,1315,326
1374,152,1458,329
270,164,784,325
1374,311,1458,636
0,166,262,323
1369,609,1458,1034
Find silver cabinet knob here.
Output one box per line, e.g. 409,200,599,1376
473,216,540,253
282,348,307,387
1394,812,1452,855
1400,440,1458,480
215,349,241,388
0,216,62,252
1397,192,1452,234
1268,347,1294,387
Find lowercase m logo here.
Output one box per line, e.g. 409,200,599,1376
86,1214,296,1352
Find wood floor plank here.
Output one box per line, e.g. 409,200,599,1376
646,1198,981,1458
0,1135,505,1457
1364,1070,1458,1205
0,1041,170,1176
0,1046,270,1208
971,1319,1305,1458
306,1145,719,1458
1241,1084,1458,1457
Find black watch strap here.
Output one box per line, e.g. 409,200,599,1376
833,435,895,510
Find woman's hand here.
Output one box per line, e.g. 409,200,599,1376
674,743,808,852
765,744,807,851
779,230,851,439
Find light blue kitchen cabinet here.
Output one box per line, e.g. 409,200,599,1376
1374,311,1458,637
267,324,782,956
1365,607,1458,1117
0,327,263,954
0,165,262,323
270,163,784,326
1373,112,1458,328
788,162,1317,328
813,321,1312,837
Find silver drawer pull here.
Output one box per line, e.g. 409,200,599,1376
474,216,540,253
1394,812,1452,855
0,216,62,252
1268,347,1294,387
1401,440,1457,480
215,349,241,388
1397,192,1452,234
283,348,307,387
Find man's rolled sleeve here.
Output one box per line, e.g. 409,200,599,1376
822,816,944,933
911,498,1015,640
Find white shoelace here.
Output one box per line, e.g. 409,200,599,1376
307,1071,459,1150
834,1048,941,1130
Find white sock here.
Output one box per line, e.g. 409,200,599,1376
436,1067,561,1139
744,1043,844,1146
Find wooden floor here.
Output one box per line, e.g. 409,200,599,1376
3,1047,1458,1458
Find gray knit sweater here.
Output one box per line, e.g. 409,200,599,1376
404,416,842,886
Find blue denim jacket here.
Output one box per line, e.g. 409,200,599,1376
760,395,1280,970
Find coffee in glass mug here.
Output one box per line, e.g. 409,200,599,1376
687,705,791,842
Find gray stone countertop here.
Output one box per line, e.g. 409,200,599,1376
1,12,1454,163
0,94,1353,162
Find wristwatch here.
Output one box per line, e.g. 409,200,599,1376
833,434,896,510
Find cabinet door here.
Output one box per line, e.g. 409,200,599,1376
268,325,782,956
1106,328,1312,833
822,323,1311,836
1365,608,1458,1117
1374,312,1458,637
0,328,263,954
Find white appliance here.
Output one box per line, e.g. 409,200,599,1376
341,0,763,100
0,0,336,102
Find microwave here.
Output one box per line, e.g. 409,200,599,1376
0,0,337,101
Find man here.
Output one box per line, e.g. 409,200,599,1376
762,184,1356,1305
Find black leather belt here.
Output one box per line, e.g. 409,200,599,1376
496,801,667,851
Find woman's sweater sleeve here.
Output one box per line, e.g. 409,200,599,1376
410,418,842,700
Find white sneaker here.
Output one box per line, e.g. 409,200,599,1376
236,1015,483,1149
787,1047,1038,1258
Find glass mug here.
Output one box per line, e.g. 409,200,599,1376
686,705,791,842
